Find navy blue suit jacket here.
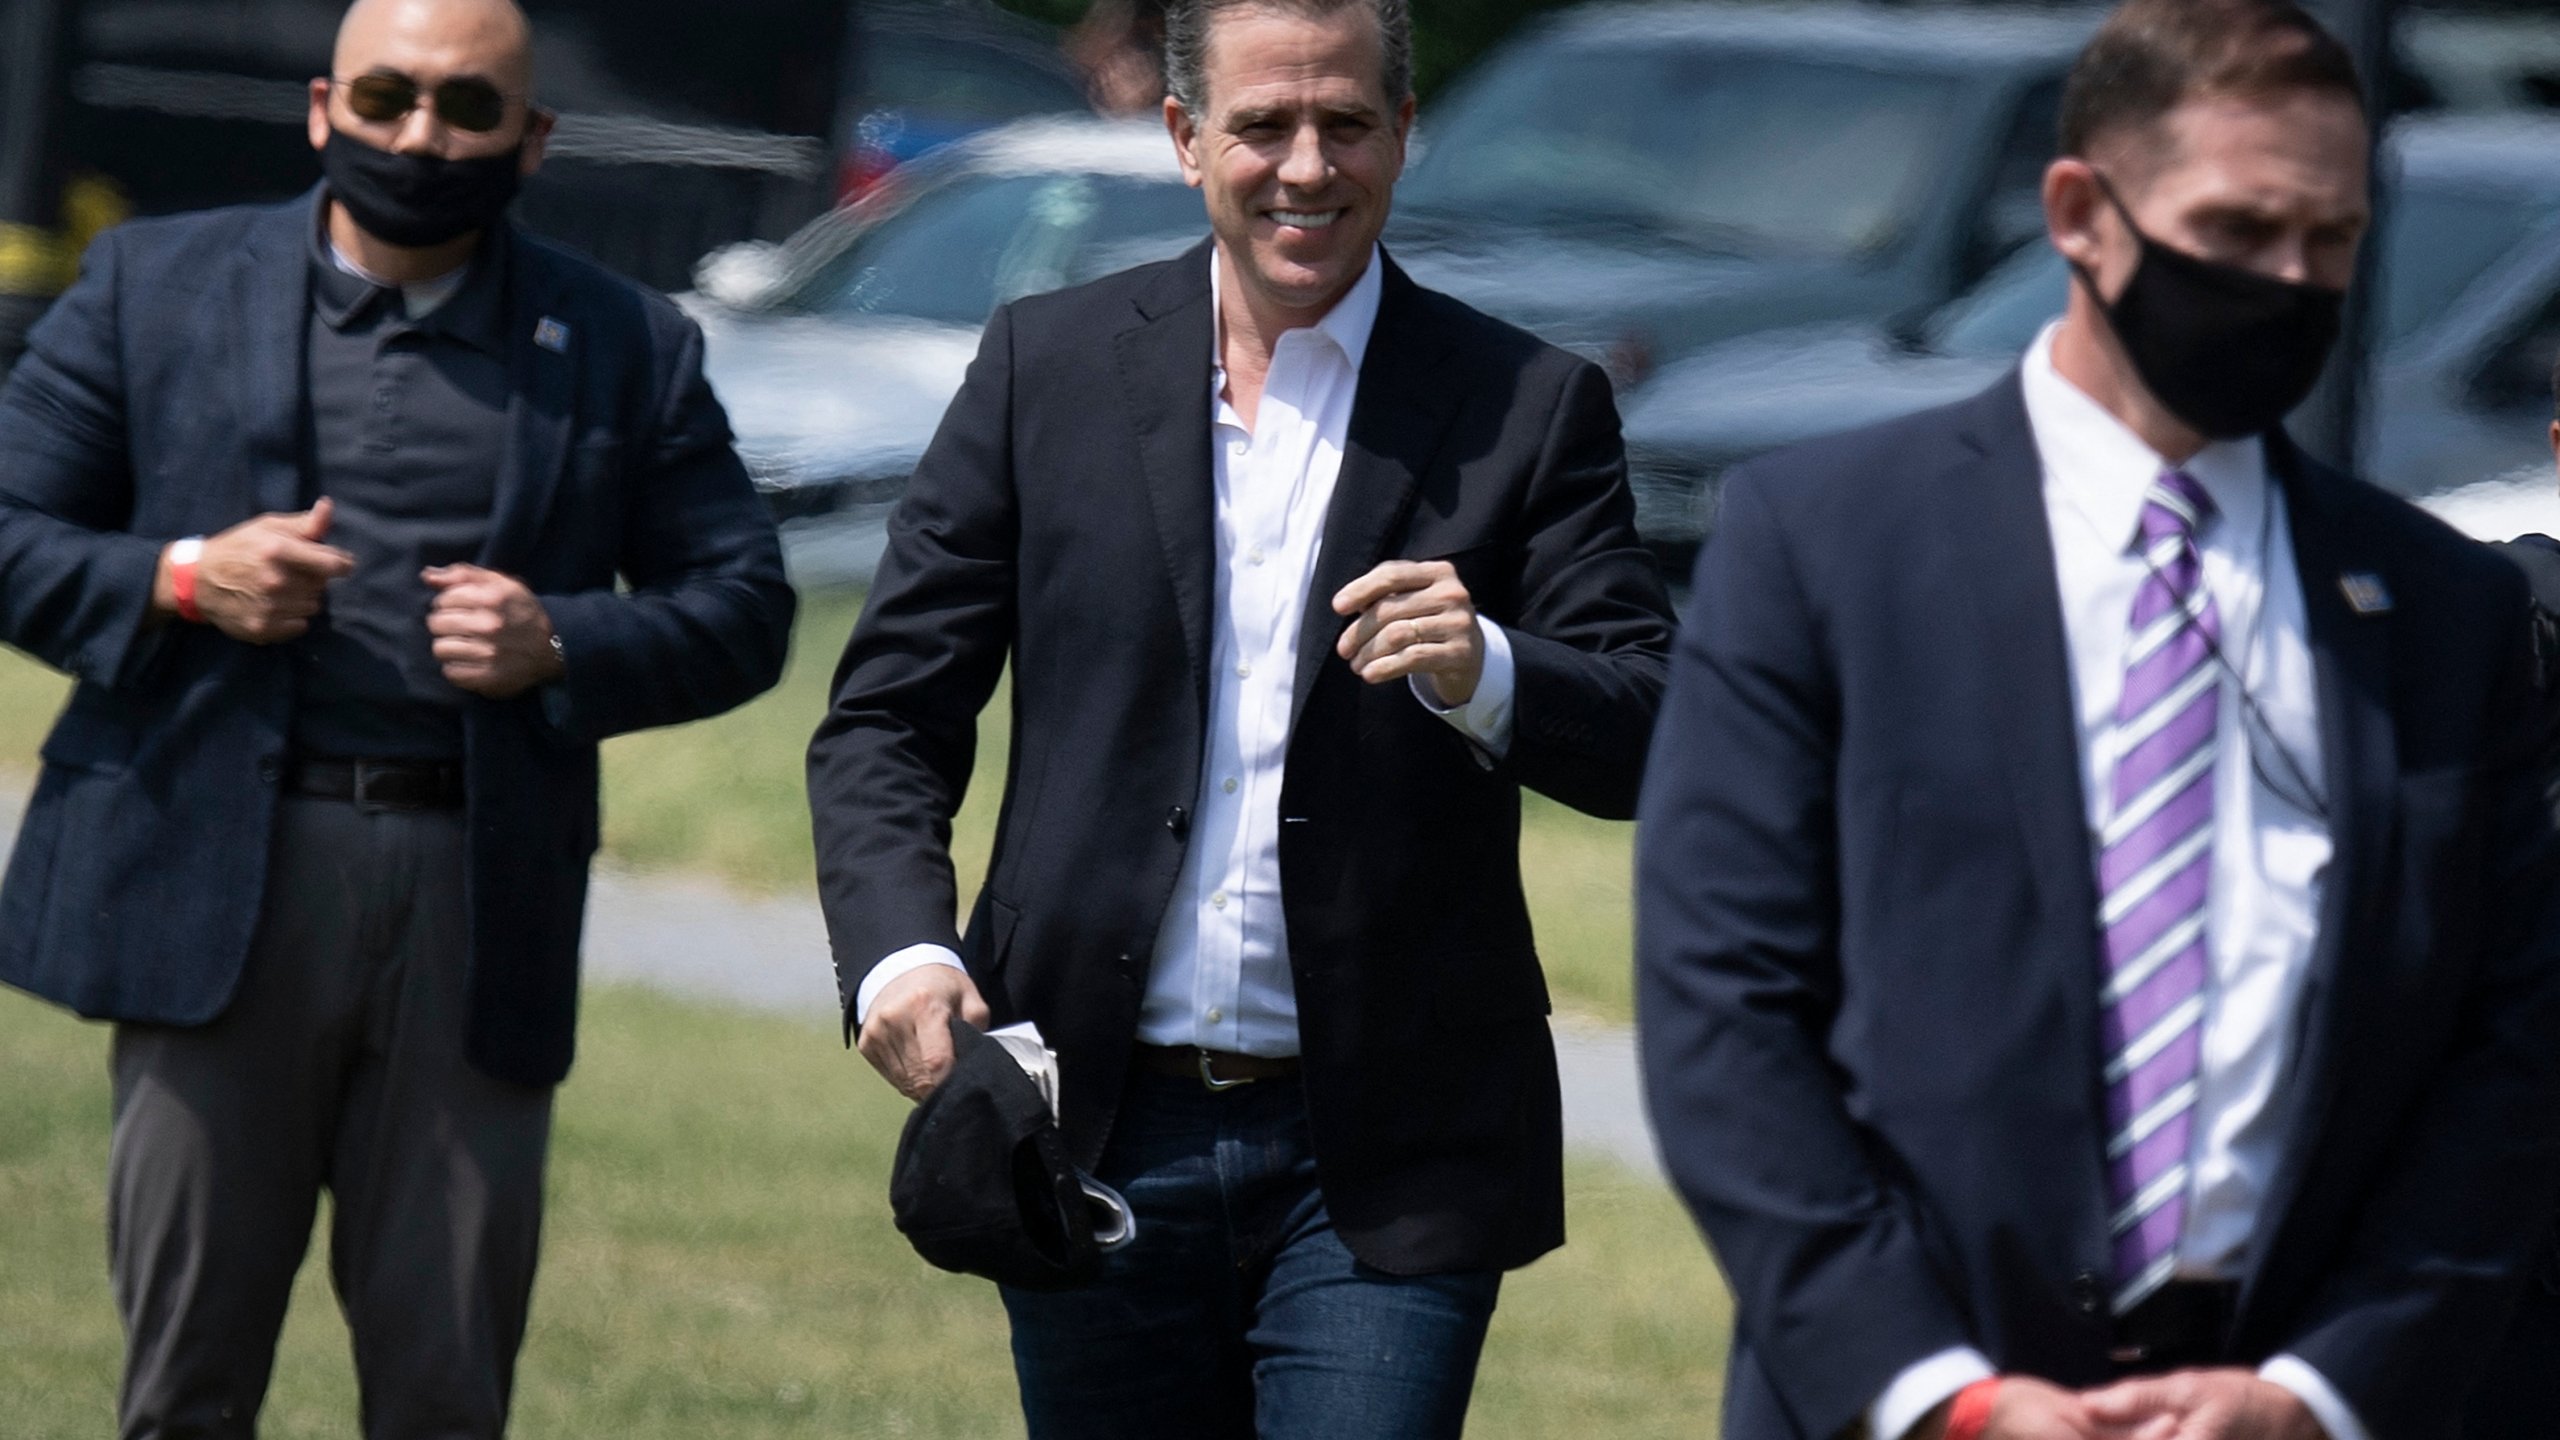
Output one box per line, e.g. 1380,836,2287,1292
0,192,794,1086
1636,376,2560,1440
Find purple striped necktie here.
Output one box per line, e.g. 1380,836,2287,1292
2098,467,2219,1314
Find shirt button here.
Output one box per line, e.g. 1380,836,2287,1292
1210,891,1229,910
1236,660,1252,679
1247,546,1267,566
1222,777,1239,794
1207,1008,1223,1023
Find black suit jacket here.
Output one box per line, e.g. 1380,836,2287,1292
0,192,795,1087
1635,376,2560,1440
808,241,1674,1274
2499,532,2560,614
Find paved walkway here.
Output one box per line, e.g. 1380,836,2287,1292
0,774,1664,1179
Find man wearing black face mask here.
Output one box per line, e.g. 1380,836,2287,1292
1637,2,2560,1438
0,0,793,1433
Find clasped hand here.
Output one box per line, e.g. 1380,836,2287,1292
160,500,562,698
1914,1370,2325,1440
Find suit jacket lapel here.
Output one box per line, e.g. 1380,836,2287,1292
1113,241,1219,723
480,226,575,573
1944,377,2105,947
1290,257,1463,742
2238,437,2398,1319
235,195,317,515
1938,377,2119,1243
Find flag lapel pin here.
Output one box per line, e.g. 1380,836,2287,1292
2340,572,2393,616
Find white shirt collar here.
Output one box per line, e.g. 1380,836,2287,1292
328,238,470,320
2020,320,2269,554
1208,243,1386,382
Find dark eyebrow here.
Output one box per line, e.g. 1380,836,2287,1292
1224,100,1382,131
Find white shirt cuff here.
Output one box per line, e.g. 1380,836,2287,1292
1868,1347,1996,1440
1410,617,1515,756
853,943,968,1030
2259,1354,2368,1440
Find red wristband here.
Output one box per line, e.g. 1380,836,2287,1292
169,536,204,624
1944,1378,2002,1440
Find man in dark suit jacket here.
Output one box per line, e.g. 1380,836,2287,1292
1637,4,2560,1439
2492,360,2560,611
0,1,792,1433
806,0,1672,1433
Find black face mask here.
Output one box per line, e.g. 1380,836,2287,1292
321,127,522,249
2071,175,2346,442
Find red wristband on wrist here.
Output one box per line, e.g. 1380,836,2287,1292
1944,1378,2001,1440
169,539,204,624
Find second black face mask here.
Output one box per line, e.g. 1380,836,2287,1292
2073,177,2346,442
321,128,522,249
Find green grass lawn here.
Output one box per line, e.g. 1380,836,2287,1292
0,603,1697,1433
0,982,1729,1438
5,589,1644,1022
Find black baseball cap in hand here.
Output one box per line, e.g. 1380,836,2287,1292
889,1018,1134,1290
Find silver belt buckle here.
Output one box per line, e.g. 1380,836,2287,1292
1197,1050,1253,1092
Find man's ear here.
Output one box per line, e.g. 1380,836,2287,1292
2044,155,2105,272
307,77,334,154
1164,96,1203,189
519,108,555,178
2547,419,2558,494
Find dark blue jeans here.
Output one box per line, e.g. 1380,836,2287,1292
999,1068,1502,1440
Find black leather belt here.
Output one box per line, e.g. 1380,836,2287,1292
1134,1044,1302,1091
2110,1280,2240,1374
286,756,466,811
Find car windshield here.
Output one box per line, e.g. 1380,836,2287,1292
1926,173,2560,358
2377,183,2559,343
778,170,1205,325
860,34,1091,125
1399,47,1967,258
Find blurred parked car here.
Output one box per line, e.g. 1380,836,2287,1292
835,1,1097,201
682,117,1204,584
2399,11,2560,114
1386,1,2102,386
1618,115,2560,571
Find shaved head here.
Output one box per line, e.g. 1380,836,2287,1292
334,0,535,97
310,0,543,162
308,0,550,270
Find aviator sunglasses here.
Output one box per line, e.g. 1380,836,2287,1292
333,71,522,133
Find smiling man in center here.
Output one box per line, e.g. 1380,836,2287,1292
805,0,1675,1433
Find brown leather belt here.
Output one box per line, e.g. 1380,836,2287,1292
287,756,466,811
1134,1044,1302,1091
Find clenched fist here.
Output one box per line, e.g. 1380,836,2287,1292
423,563,565,699
1333,559,1486,705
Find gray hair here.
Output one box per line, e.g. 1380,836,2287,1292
1162,0,1413,115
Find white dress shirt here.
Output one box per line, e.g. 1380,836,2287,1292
856,246,1518,1049
1867,325,2365,1440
